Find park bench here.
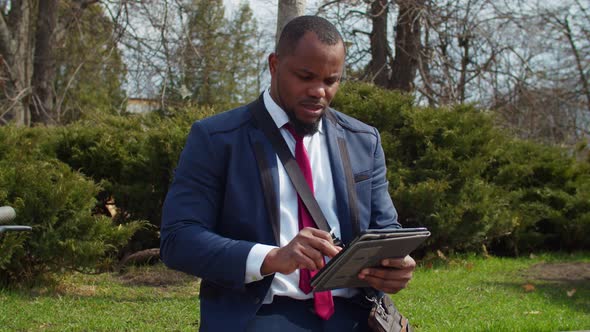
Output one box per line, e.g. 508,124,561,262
0,206,31,234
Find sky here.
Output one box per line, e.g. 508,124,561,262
223,0,322,25
224,0,276,24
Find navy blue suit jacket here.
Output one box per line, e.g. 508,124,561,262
160,97,399,331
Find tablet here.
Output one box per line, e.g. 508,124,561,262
310,227,430,292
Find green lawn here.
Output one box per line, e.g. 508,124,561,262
395,252,590,331
1,253,588,331
0,265,201,331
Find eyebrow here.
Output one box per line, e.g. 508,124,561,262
296,68,341,79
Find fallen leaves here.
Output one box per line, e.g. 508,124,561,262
524,310,541,315
522,283,536,292
567,289,576,297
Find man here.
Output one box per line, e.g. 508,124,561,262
161,16,415,331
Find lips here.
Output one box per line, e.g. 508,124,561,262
299,106,323,122
300,103,324,114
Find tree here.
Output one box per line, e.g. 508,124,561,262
179,0,229,106
366,0,390,87
277,0,307,41
223,3,264,105
320,0,425,91
389,0,424,92
30,0,58,124
0,0,36,126
482,0,590,145
0,0,121,126
111,0,265,108
144,0,264,108
53,3,126,122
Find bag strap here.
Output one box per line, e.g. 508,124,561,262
334,132,361,237
250,99,332,233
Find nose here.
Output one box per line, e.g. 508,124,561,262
307,83,326,99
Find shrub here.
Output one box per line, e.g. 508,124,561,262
53,107,214,251
333,82,590,254
0,128,144,285
485,140,590,253
2,83,587,261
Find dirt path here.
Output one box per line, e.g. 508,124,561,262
524,262,590,283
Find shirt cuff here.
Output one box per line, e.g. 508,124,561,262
245,243,278,283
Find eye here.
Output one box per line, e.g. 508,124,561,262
298,73,313,81
325,77,340,86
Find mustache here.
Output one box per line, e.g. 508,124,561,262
299,99,326,107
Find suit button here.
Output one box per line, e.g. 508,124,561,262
254,297,261,304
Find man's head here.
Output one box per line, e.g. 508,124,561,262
269,16,345,136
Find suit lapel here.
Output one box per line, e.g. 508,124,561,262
248,98,281,245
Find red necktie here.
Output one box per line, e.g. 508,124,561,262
285,125,335,320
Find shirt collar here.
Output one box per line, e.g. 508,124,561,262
263,89,324,134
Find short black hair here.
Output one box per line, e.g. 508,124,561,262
276,15,344,56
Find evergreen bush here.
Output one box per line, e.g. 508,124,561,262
485,140,590,253
1,83,587,264
53,107,214,250
334,82,590,254
0,128,144,284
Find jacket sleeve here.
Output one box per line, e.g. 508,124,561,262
160,121,255,290
369,128,401,230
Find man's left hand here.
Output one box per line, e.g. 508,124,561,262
357,255,416,294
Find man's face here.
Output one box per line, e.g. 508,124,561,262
269,32,345,136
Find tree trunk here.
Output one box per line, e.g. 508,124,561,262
458,33,470,103
389,0,424,92
0,0,35,126
30,0,58,124
117,248,161,272
367,0,390,88
276,0,306,43
562,16,590,116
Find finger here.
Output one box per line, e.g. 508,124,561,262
299,245,325,270
272,246,310,274
315,238,340,258
358,268,412,293
286,233,326,270
291,248,319,270
359,267,413,281
298,229,340,258
303,227,333,243
381,255,416,270
361,275,408,294
381,257,405,268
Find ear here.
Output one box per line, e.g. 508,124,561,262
268,53,278,76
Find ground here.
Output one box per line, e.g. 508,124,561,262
524,262,590,283
117,265,198,287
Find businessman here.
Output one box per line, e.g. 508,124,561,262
161,15,415,331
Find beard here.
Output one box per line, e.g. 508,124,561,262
284,106,323,137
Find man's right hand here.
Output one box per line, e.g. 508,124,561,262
260,227,341,276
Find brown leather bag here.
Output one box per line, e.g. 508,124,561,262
367,294,411,332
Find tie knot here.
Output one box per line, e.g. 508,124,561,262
284,124,303,142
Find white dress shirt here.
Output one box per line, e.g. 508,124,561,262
244,90,356,303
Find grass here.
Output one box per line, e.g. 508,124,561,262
1,252,588,331
395,252,590,331
0,264,201,331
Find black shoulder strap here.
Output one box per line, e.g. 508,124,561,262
336,136,361,237
250,99,332,233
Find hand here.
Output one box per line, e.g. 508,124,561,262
357,255,416,294
261,227,341,275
